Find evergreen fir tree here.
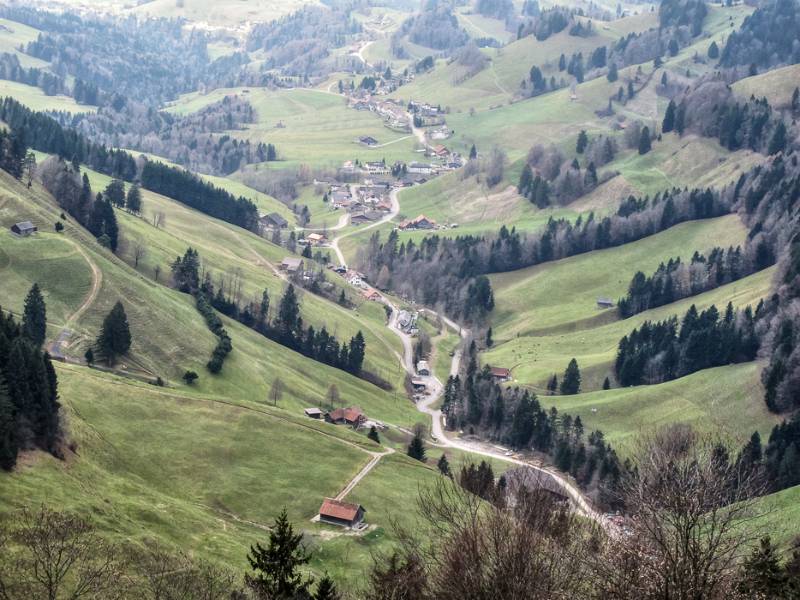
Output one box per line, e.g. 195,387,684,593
22,283,47,347
602,376,611,390
662,100,676,133
84,348,94,366
314,575,341,600
0,375,18,471
96,301,132,365
437,454,451,477
245,509,313,599
407,426,427,462
792,87,800,113
368,425,380,444
469,144,477,159
126,183,142,214
768,122,787,155
738,537,788,597
627,80,635,99
560,358,581,395
547,374,558,394
576,130,588,154
104,178,126,208
347,331,366,374
607,62,618,82
660,72,668,87
708,40,719,59
638,126,652,155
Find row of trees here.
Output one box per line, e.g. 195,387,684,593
617,244,772,318
615,302,760,387
171,248,366,378
0,98,261,233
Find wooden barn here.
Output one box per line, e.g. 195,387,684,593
11,221,37,237
318,498,366,528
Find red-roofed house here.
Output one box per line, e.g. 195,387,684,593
490,367,511,382
325,407,366,427
318,498,366,528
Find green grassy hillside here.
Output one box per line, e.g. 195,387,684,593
0,364,438,583
732,64,800,110
0,170,417,425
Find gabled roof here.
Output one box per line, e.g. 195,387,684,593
490,367,510,378
328,406,364,422
14,221,35,230
262,212,288,226
319,498,364,521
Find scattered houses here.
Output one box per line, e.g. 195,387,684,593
10,221,37,237
358,135,379,147
325,406,366,427
397,310,418,334
490,367,511,382
280,257,305,274
411,377,427,393
318,498,366,528
304,407,323,419
417,360,430,376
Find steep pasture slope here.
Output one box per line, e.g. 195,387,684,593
0,170,417,425
732,64,800,110
0,364,437,582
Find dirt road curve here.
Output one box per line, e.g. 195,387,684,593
330,186,400,266
48,238,102,358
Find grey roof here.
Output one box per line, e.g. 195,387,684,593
262,212,288,226
14,221,35,230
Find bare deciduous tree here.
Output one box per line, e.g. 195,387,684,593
0,506,125,600
132,239,147,269
269,377,285,406
152,211,166,229
588,424,768,600
125,541,237,599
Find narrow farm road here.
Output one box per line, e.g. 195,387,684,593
336,446,395,501
48,237,102,358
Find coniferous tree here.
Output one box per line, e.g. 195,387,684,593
407,425,427,462
0,375,17,471
607,62,618,82
368,425,380,444
792,87,800,113
245,509,313,599
738,537,789,597
348,331,366,374
662,100,676,133
576,130,588,154
96,301,132,365
602,376,611,390
638,126,652,155
276,284,301,345
22,283,47,347
126,183,142,214
469,144,477,159
708,40,719,59
314,575,341,600
437,454,451,477
768,122,787,155
560,358,581,395
547,374,558,394
104,178,126,208
84,348,94,366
